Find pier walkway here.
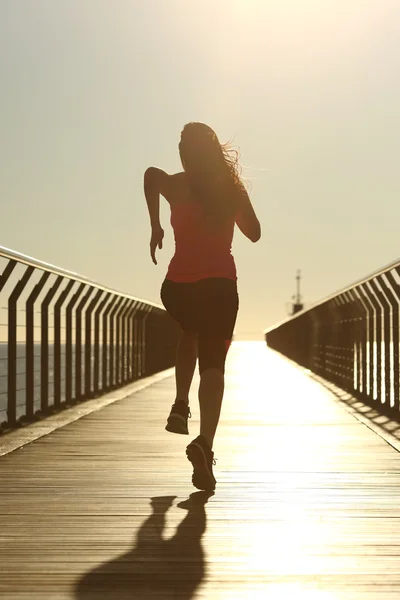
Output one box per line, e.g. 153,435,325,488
1,342,400,599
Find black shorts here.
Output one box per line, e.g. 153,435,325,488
161,278,239,373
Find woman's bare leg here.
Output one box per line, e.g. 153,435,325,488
198,368,224,449
175,330,198,405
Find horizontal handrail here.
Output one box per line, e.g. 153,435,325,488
265,257,400,420
0,247,179,433
264,257,400,333
0,245,163,310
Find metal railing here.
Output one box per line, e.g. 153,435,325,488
0,246,180,433
265,259,400,418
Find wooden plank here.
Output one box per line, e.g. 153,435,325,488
0,342,400,599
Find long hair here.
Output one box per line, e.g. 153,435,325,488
179,122,243,227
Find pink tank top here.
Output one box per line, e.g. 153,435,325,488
166,201,237,283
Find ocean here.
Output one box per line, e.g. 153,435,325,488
0,344,130,423
0,343,66,423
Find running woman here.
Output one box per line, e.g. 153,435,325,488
144,122,261,491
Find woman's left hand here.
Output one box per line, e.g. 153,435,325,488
150,227,164,265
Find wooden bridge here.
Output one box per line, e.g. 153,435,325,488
1,342,399,599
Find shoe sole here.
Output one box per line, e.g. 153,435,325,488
186,442,216,491
165,415,189,435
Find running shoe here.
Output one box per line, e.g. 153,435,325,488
165,401,191,435
186,435,217,491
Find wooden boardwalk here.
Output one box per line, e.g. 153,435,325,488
1,342,400,599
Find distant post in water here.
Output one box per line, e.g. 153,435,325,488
291,270,304,315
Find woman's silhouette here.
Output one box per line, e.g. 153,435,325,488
144,122,261,491
75,492,211,600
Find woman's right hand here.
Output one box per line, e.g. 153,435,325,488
150,226,164,265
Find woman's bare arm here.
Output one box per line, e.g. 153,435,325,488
143,167,169,264
235,186,261,242
143,167,169,229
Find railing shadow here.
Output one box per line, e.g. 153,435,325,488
75,491,213,600
311,373,400,444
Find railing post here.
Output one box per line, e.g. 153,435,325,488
357,285,375,402
333,297,344,389
132,311,139,379
53,279,74,407
327,299,341,386
0,260,17,428
368,280,388,409
338,293,357,393
372,276,396,413
383,271,400,412
0,260,17,293
84,289,103,399
360,283,381,405
115,298,130,388
120,300,135,385
75,288,93,402
134,304,148,378
25,271,50,420
309,308,321,374
145,309,158,376
65,282,86,404
102,295,117,391
8,266,34,427
352,289,367,398
126,301,139,382
141,305,152,376
40,275,64,415
348,289,367,397
93,291,110,396
317,303,330,379
108,296,125,389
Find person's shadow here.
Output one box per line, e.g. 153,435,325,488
75,491,212,599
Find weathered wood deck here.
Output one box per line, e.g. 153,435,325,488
1,342,400,599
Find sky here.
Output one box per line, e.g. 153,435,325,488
1,0,400,338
